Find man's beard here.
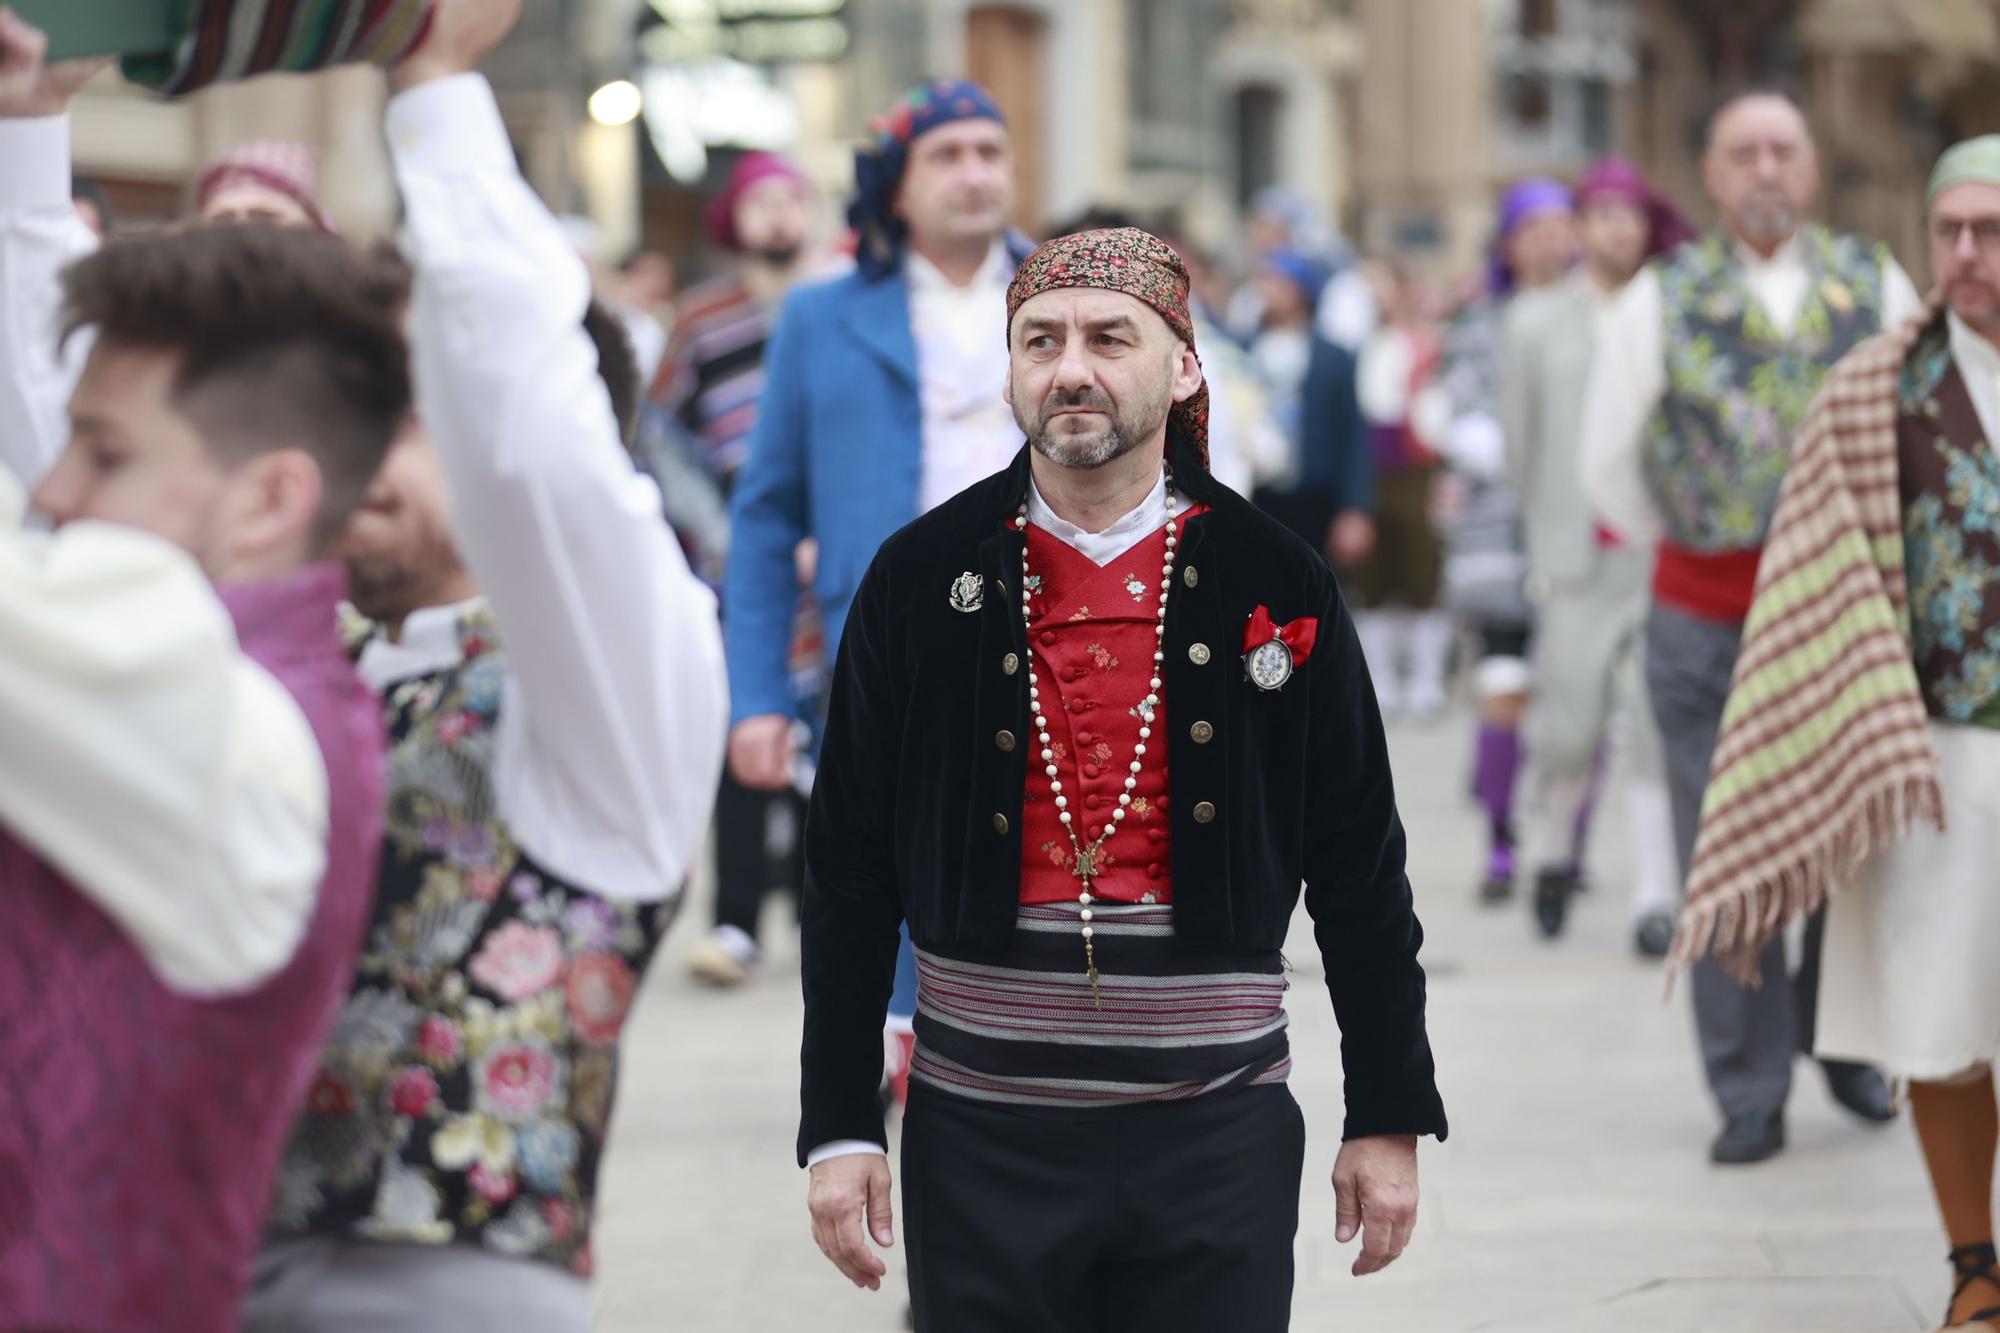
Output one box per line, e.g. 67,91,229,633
753,242,801,268
1020,385,1168,472
1736,189,1798,246
342,555,427,627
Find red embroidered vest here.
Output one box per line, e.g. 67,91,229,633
1018,509,1208,905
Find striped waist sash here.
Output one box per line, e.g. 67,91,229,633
911,901,1291,1110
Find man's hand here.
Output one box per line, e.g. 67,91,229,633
807,1154,894,1291
1332,1134,1419,1277
1327,510,1377,570
388,0,526,92
728,714,797,791
0,9,111,119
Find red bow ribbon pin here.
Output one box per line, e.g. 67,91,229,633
1243,605,1318,665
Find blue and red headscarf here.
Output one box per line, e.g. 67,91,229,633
850,79,1006,278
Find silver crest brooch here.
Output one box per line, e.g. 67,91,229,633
948,571,984,613
1246,638,1293,691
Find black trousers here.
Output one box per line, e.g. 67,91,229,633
902,1083,1306,1333
709,769,804,939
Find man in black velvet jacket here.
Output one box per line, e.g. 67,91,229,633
799,227,1446,1332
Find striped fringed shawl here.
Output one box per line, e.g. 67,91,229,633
125,0,435,96
1671,301,1949,983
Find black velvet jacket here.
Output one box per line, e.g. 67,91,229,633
798,434,1448,1163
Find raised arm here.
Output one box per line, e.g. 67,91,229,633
387,10,725,900
0,12,104,489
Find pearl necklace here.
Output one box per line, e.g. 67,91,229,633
1015,471,1178,1008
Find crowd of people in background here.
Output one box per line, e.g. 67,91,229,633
9,1,2000,1323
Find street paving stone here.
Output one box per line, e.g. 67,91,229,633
595,709,1947,1331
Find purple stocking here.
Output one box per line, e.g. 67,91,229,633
1473,721,1523,879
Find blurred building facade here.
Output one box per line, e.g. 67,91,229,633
1627,0,2000,283
53,0,2000,289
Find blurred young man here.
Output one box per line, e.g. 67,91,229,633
239,3,726,1327
1583,92,1920,1165
1500,157,1690,951
0,15,402,1327
1677,135,2000,1329
726,78,1028,1099
799,227,1445,1331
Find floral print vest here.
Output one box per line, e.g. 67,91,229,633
1897,319,2000,729
1644,225,1889,551
270,608,671,1276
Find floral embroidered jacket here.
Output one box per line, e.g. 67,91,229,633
270,609,671,1275
1644,224,1890,551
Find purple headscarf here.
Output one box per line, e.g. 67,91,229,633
1487,176,1575,297
1575,156,1696,261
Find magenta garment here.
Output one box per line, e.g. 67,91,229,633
0,563,384,1332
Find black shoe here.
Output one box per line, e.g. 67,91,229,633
1478,873,1514,906
1633,912,1675,960
1948,1242,2000,1329
1710,1112,1785,1164
1532,867,1577,939
1821,1059,1897,1124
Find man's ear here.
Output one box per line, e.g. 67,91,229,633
1171,344,1205,404
234,447,325,559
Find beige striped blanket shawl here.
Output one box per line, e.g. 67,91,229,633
1671,302,1949,983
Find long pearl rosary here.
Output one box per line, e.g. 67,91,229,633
1015,470,1178,1008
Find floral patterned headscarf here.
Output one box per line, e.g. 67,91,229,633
1005,227,1210,470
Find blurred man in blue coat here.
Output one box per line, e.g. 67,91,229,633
725,79,1029,1109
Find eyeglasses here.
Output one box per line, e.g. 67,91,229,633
1930,217,2000,255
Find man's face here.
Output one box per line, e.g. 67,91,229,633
1703,96,1819,250
733,175,812,265
330,423,469,626
201,181,318,230
1505,207,1578,291
893,120,1015,252
1930,182,2000,336
1005,288,1199,471
1579,199,1650,285
35,344,239,565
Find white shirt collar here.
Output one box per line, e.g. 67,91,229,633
355,593,488,690
1949,310,2000,380
1733,232,1803,275
1027,473,1171,568
905,240,1010,296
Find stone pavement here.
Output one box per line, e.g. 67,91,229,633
594,710,1949,1332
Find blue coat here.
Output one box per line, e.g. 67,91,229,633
723,266,929,727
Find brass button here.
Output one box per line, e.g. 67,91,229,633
993,813,1010,834
1190,720,1214,744
1002,653,1020,676
1183,566,1199,588
1192,801,1216,824
995,730,1017,752
1188,643,1212,666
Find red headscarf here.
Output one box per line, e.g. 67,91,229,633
704,152,810,251
1005,227,1210,469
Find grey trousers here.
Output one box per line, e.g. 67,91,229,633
1645,601,1824,1122
241,1236,593,1333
